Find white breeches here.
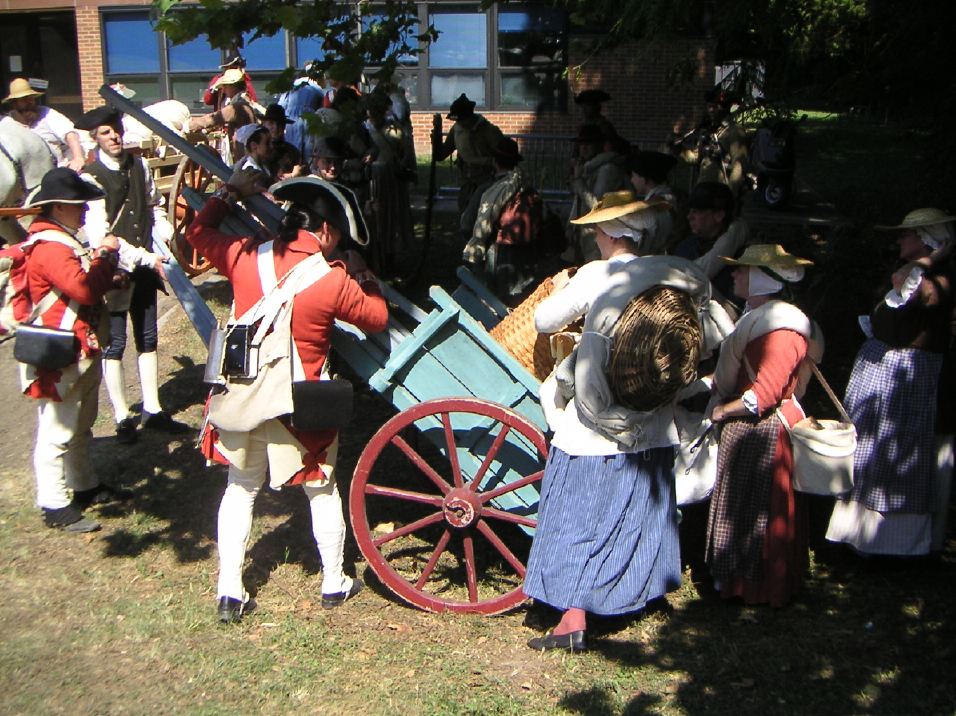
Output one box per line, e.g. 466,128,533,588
33,364,101,509
216,423,349,601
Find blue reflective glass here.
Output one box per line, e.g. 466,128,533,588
104,11,159,74
498,7,565,34
242,31,287,70
167,36,221,72
295,37,327,66
429,12,486,68
362,14,419,65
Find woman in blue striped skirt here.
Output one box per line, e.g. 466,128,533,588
523,192,695,651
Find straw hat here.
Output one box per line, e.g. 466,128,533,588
570,191,669,225
211,68,246,90
874,208,956,231
3,78,43,103
720,243,813,269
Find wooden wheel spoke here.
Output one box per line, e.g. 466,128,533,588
462,534,479,602
364,484,444,508
467,424,512,492
415,529,453,590
481,505,537,529
391,433,452,495
372,512,444,548
478,470,544,504
476,520,527,577
441,412,465,488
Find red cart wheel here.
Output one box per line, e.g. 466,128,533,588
167,156,217,276
350,397,547,614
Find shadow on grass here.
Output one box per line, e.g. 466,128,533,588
556,534,956,715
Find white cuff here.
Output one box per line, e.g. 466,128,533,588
741,389,760,415
884,266,924,307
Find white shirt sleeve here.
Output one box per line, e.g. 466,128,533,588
696,220,747,279
38,107,76,145
883,265,925,308
534,263,603,333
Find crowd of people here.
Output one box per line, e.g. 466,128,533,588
1,66,953,648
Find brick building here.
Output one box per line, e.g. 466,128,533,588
1,1,714,153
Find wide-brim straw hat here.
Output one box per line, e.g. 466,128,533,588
212,68,246,90
24,167,105,208
721,243,813,269
570,190,670,225
4,78,44,103
874,208,956,231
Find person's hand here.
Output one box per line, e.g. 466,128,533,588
100,234,120,251
551,269,572,290
67,156,86,173
151,254,169,281
226,168,267,199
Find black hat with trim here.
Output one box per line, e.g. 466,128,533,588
270,176,369,246
24,167,105,208
263,103,293,125
73,105,123,131
447,93,476,119
626,151,678,183
574,89,611,105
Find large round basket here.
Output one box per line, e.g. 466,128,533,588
608,286,702,411
489,274,560,381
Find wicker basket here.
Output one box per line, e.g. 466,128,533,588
489,274,561,381
608,286,702,411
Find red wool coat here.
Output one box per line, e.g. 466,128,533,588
187,197,389,484
20,220,116,400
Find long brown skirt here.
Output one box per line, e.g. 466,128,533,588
705,412,807,607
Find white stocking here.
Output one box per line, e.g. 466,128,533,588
137,351,162,415
102,358,130,423
303,479,349,594
216,459,267,601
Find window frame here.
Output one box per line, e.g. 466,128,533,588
99,2,568,113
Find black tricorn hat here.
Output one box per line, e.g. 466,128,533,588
270,176,369,246
263,103,293,125
24,167,105,208
312,136,349,160
73,105,123,131
447,93,476,119
493,137,522,165
688,181,735,214
626,150,678,183
574,89,611,105
220,54,246,70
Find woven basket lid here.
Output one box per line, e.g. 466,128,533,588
608,286,702,412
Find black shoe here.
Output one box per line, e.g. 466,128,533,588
141,411,191,433
321,578,364,609
115,416,138,444
527,630,587,652
217,596,246,624
73,484,133,509
42,505,101,533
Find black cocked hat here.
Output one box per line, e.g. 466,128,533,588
73,105,123,131
24,167,105,208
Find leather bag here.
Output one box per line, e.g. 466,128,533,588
14,324,78,370
291,379,354,431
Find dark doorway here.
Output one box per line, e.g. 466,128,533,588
0,11,82,120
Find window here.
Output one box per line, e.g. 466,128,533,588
100,3,568,113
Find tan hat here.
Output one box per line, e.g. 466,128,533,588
211,68,246,90
721,243,813,269
3,78,44,103
570,190,670,225
874,208,956,231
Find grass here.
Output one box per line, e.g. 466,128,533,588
1,112,955,714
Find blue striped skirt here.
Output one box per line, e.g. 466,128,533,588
523,446,681,616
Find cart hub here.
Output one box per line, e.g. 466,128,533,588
442,488,481,528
